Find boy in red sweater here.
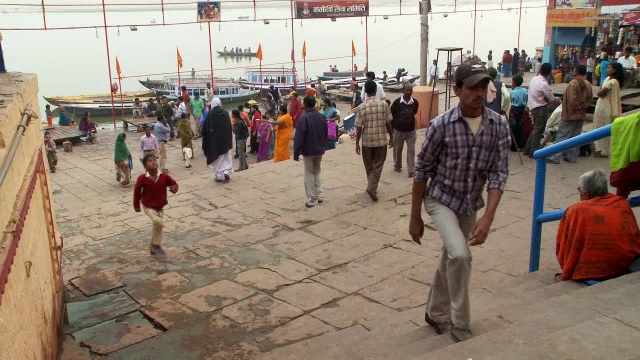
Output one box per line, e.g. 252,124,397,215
134,153,178,255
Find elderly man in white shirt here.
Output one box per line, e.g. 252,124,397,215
361,71,386,102
619,46,638,87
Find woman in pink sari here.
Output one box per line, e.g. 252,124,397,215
256,114,273,162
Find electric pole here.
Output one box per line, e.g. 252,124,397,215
419,0,430,86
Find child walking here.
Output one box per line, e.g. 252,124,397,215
133,154,179,255
44,131,57,173
177,113,194,168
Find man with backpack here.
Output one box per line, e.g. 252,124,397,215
390,83,419,177
232,109,250,171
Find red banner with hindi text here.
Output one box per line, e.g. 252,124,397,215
295,0,369,19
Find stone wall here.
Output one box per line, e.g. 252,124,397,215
0,72,64,359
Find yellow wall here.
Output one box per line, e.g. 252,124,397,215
0,73,63,360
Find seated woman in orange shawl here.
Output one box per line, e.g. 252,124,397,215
271,104,293,162
556,169,640,281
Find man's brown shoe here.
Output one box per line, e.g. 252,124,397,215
424,313,450,335
450,327,472,342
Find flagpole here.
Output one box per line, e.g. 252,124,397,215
208,22,215,90
351,43,354,78
101,0,116,129
177,48,181,90
290,0,297,91
304,58,307,90
118,76,124,118
365,16,369,72
260,58,263,99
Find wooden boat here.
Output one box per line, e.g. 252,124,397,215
216,51,257,57
139,75,233,92
150,78,260,103
44,90,154,106
317,70,365,81
58,102,136,117
238,67,312,92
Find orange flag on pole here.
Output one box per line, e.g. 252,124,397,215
256,44,263,60
302,41,307,60
177,48,183,69
116,57,122,79
351,40,356,56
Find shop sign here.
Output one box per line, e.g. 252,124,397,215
546,8,600,27
197,1,221,22
622,11,640,25
602,0,640,6
555,0,597,9
295,0,369,19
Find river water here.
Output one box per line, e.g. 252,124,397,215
0,0,547,123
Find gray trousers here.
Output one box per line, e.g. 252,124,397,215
304,155,323,205
237,139,248,170
424,197,477,330
362,146,387,195
393,130,416,175
548,120,584,163
524,104,550,156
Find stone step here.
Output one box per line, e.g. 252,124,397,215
484,307,640,360
410,274,640,359
255,325,372,360
369,316,510,360
332,322,439,360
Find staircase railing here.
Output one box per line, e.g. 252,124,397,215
529,124,640,272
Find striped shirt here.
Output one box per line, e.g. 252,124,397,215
414,105,511,214
355,98,393,147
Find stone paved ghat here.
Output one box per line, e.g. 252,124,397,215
56,120,637,359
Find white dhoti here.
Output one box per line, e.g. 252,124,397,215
209,149,234,180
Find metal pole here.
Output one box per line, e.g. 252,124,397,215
473,0,477,55
290,0,298,90
161,0,165,25
419,0,429,86
0,104,33,188
41,0,47,29
304,57,307,90
517,0,523,49
529,158,546,272
365,16,369,72
101,0,117,129
208,22,215,90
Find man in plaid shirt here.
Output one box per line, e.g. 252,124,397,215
409,62,510,342
355,80,394,202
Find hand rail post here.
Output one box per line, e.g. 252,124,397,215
529,157,547,272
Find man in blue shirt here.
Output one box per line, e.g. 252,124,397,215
154,115,171,173
509,75,528,150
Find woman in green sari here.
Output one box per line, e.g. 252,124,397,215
114,133,132,185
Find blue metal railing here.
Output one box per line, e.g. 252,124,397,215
529,124,640,272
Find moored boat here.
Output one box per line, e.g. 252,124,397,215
58,102,136,117
317,70,365,81
238,67,312,93
139,75,233,92
150,78,259,103
216,51,257,57
44,90,154,106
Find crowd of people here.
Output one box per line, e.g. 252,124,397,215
43,56,640,346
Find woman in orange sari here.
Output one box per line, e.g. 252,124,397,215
272,104,293,162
